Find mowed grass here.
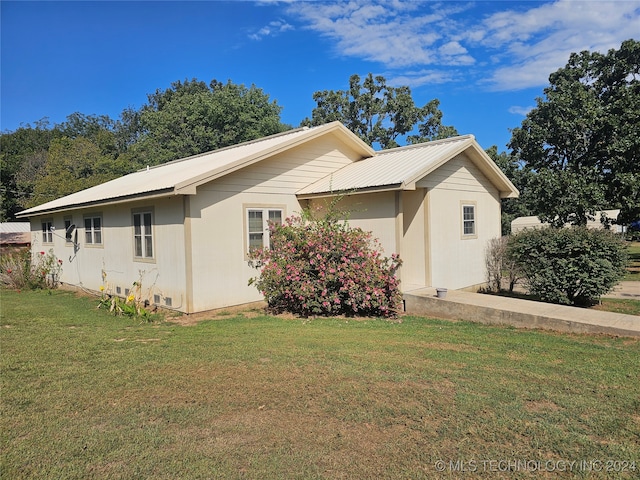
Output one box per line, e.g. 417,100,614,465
625,241,640,282
1,290,639,479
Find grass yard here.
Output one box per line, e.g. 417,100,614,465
1,290,639,479
626,241,640,282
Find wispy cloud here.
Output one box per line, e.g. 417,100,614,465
508,105,534,116
283,0,640,91
248,19,293,41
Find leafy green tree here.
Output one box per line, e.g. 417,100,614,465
302,73,457,149
485,146,535,235
509,39,640,227
507,227,628,306
129,78,290,164
0,120,61,220
27,137,119,208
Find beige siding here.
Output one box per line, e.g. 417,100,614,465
417,153,496,193
30,196,188,309
200,138,358,195
424,153,501,290
398,189,428,289
187,137,360,312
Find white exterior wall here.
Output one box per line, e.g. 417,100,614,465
29,196,188,308
187,137,362,312
418,153,501,290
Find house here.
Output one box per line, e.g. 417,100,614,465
17,122,518,313
511,210,625,234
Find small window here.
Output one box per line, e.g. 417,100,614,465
84,216,102,245
246,207,283,252
133,211,153,259
64,217,74,244
462,204,476,237
41,220,53,244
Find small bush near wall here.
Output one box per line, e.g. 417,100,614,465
0,248,63,290
506,227,628,306
249,211,402,318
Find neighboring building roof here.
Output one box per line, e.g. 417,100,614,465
511,210,622,233
17,122,374,218
0,222,31,245
296,134,519,199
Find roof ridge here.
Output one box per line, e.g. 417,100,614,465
374,134,474,155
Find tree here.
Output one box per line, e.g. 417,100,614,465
509,39,640,227
302,73,457,149
485,146,535,235
0,120,61,220
27,137,119,208
129,78,290,164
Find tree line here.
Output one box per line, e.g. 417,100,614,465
1,40,638,231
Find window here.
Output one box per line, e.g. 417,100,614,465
133,211,153,258
41,220,53,243
462,204,476,237
84,215,102,245
64,217,74,244
246,207,283,251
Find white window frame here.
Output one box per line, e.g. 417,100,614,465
84,214,103,246
132,210,154,260
41,219,53,244
461,202,477,239
244,205,285,255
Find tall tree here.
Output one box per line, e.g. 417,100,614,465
129,78,289,165
27,137,118,208
509,39,640,227
0,120,61,220
302,73,457,149
485,146,534,235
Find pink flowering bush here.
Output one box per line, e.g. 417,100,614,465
249,212,402,318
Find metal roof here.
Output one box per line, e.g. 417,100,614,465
17,122,374,217
296,135,518,198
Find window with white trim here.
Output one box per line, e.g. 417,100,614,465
41,220,53,243
84,215,102,245
133,211,153,259
462,204,476,237
246,208,283,251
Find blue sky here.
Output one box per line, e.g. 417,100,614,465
2,1,639,151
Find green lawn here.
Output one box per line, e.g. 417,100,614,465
1,289,639,479
626,241,640,281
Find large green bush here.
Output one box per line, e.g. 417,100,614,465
248,212,402,318
507,227,628,306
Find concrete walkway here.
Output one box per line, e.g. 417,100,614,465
603,281,640,300
403,286,640,338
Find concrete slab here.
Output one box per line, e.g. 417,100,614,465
404,287,640,338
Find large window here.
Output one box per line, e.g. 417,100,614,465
133,211,153,259
462,203,476,237
84,215,102,245
246,207,283,252
41,220,53,244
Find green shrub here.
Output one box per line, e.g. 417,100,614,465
506,227,628,306
249,211,402,318
0,248,63,290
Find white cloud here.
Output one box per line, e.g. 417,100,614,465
508,105,534,116
249,19,293,41
281,0,640,90
472,0,640,90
